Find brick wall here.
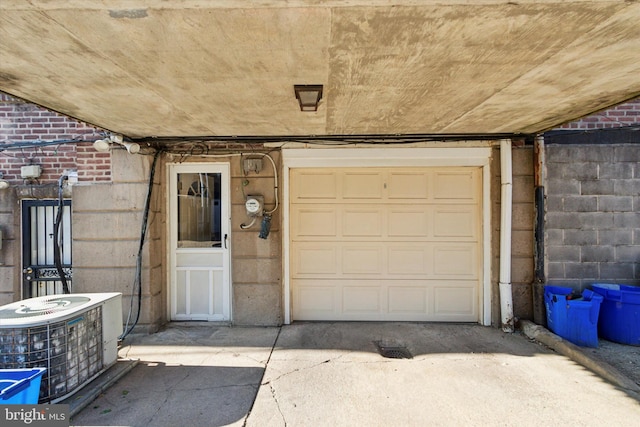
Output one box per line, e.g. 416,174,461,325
558,97,640,130
0,92,110,183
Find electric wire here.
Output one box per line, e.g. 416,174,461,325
120,149,162,340
53,174,70,294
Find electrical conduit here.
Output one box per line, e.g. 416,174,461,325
500,139,514,332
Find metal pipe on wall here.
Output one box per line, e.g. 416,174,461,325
533,135,547,326
499,139,514,332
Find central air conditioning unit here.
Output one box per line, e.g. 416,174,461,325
0,293,122,403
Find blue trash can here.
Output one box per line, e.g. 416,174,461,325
592,284,640,346
0,368,46,404
544,285,603,348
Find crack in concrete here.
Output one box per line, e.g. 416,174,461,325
270,383,287,427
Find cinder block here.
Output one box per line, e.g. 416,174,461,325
599,230,632,246
511,282,533,320
614,145,640,162
232,258,281,284
511,257,533,283
599,163,633,179
578,212,615,229
232,231,281,258
0,292,16,306
74,240,144,268
599,263,635,280
0,189,17,212
233,283,282,326
73,183,150,211
546,262,565,280
581,179,614,195
548,245,580,262
545,229,563,244
513,175,534,203
546,212,581,229
111,150,150,183
563,196,597,212
565,262,599,280
511,202,534,230
512,148,533,174
614,179,640,196
563,229,596,246
74,211,143,240
614,212,640,228
511,230,533,257
547,178,580,195
0,267,16,294
581,246,615,263
598,196,633,212
617,246,640,263
563,163,599,180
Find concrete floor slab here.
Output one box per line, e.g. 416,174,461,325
70,322,640,427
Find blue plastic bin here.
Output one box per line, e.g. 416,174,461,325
0,368,46,404
592,284,640,346
544,285,603,347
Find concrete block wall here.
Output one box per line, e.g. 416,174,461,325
545,144,640,290
491,145,535,325
229,152,282,326
511,147,535,320
72,150,163,333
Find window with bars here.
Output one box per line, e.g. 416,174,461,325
21,200,72,298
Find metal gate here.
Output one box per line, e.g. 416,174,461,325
21,200,72,298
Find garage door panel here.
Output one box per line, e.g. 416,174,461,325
343,286,382,313
292,171,337,200
434,284,477,319
388,172,429,199
388,246,429,275
388,286,428,313
433,207,477,238
294,283,337,318
343,172,384,199
342,207,383,237
293,244,337,275
434,171,477,201
388,208,429,237
342,246,384,274
433,244,477,278
292,207,337,237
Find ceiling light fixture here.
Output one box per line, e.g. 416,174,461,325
294,84,323,111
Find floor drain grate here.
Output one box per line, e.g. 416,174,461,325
374,342,413,359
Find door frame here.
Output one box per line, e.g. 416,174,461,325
282,146,493,325
167,162,232,322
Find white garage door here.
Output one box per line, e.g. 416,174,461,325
290,167,482,321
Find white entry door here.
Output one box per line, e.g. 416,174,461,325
169,163,230,321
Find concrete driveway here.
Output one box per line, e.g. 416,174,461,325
70,323,640,427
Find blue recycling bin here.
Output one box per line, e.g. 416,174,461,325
0,368,46,404
592,284,640,346
544,285,603,348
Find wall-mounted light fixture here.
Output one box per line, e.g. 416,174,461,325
294,84,323,111
93,133,140,154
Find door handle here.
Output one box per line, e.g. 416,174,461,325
224,234,228,249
